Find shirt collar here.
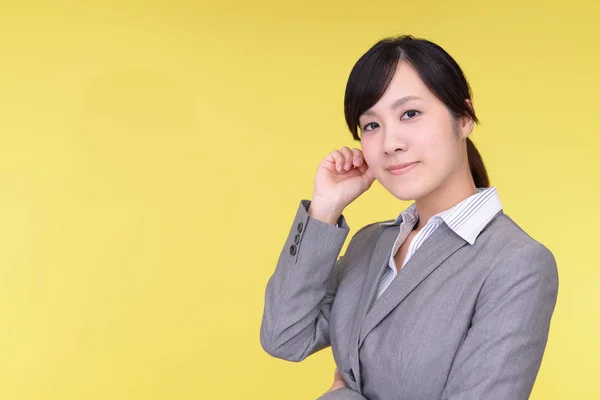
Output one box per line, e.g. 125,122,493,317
379,187,502,245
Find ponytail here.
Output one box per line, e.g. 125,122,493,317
466,138,489,188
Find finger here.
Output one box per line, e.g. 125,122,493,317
351,148,363,167
328,380,346,393
357,162,368,175
362,165,376,184
357,156,369,174
326,150,344,172
339,146,354,171
334,367,341,380
357,162,375,182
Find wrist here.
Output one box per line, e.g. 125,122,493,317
308,199,344,225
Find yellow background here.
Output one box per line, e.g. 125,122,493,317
0,0,598,398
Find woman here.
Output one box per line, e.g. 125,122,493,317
260,35,558,400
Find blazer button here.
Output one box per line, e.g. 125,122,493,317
297,221,304,233
294,233,300,244
349,369,356,382
289,244,297,256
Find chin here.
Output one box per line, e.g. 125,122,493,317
382,178,433,202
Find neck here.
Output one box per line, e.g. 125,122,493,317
414,172,477,231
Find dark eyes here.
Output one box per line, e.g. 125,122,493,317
362,122,379,131
360,109,421,132
402,109,419,119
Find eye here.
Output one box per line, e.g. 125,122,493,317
362,122,379,131
401,109,421,120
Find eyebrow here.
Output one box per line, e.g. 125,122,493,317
361,95,423,117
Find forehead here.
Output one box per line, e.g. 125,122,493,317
359,61,441,119
381,61,431,101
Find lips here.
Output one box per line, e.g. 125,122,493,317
387,161,419,175
388,162,418,170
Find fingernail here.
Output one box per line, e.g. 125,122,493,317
345,162,351,170
336,164,342,171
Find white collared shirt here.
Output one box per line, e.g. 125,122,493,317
375,187,503,299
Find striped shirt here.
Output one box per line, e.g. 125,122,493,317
375,186,502,300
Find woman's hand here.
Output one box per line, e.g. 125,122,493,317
326,367,347,393
310,147,375,223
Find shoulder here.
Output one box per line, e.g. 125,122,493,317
480,212,554,257
347,220,386,245
480,213,558,292
341,218,394,258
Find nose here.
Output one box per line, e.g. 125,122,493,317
383,126,408,155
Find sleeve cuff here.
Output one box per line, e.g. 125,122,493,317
300,199,349,230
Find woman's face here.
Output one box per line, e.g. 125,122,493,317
359,61,473,201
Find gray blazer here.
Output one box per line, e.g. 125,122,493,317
260,200,558,400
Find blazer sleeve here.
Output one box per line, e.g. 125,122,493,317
260,200,350,361
316,388,368,400
260,199,352,361
441,241,559,400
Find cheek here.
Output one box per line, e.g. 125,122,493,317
421,140,445,162
414,124,454,163
360,141,379,167
421,139,461,179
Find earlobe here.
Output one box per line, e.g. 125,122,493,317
455,114,473,139
462,116,474,139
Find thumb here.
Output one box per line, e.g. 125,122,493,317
361,164,376,185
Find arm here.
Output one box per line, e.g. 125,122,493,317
441,242,559,400
260,199,351,361
317,388,369,400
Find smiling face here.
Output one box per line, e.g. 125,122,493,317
358,61,474,202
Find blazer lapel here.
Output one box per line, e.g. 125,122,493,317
358,222,467,348
347,225,399,392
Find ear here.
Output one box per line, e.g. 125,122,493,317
458,99,475,139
